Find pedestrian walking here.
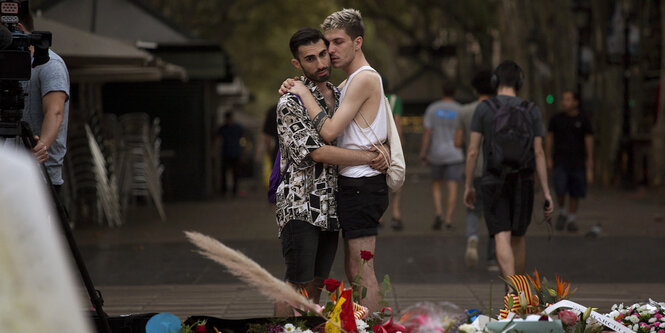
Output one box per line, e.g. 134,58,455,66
420,81,464,230
463,60,554,278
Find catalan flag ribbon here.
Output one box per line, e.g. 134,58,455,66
326,288,358,333
499,274,539,319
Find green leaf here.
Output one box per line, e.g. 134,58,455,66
361,286,368,299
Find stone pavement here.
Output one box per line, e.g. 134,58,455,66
71,165,665,322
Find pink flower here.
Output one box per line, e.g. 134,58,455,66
658,329,664,333
360,251,374,261
558,310,579,326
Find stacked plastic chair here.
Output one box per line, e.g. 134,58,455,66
117,113,166,221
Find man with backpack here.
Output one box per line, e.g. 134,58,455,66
463,61,554,278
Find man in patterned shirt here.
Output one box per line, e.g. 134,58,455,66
274,28,387,316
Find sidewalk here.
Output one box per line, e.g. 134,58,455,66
72,172,665,320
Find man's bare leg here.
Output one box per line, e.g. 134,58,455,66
432,179,443,217
510,235,526,275
494,231,515,277
444,180,458,224
344,236,380,312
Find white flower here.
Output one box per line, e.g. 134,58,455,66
459,323,479,333
355,319,369,330
283,323,296,332
302,330,313,333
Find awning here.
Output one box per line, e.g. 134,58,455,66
33,16,186,81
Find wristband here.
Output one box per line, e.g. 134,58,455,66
312,110,330,132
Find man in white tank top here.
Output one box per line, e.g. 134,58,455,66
283,8,389,313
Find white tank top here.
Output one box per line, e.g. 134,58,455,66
337,66,387,178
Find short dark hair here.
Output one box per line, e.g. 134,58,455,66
563,90,580,102
289,27,329,59
471,69,495,95
494,60,524,91
18,0,34,32
442,80,456,97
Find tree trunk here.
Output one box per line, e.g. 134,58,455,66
651,0,665,186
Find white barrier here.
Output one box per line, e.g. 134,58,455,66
0,149,91,332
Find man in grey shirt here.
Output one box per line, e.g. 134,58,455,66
19,9,70,191
420,81,464,230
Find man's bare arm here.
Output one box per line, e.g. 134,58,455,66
585,134,594,183
545,131,554,169
534,136,554,218
454,128,464,148
33,91,67,163
310,145,378,166
463,132,482,209
289,72,379,142
419,128,432,164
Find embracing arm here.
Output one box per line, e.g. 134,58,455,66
291,72,378,142
310,145,378,166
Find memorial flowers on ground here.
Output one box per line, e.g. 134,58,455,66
185,231,665,333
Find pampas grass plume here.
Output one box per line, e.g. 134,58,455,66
184,231,320,314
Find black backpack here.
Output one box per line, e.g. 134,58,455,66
485,97,536,176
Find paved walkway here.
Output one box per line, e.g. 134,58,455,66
72,166,665,322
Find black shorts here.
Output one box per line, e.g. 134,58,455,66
337,174,389,239
553,166,587,198
280,220,339,284
481,174,534,237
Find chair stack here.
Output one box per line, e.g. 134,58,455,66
117,113,166,221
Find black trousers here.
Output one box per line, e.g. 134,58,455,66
221,157,240,195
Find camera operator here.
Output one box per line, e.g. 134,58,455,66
17,7,70,192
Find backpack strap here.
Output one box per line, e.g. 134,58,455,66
485,96,500,111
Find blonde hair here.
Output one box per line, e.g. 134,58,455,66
321,8,364,39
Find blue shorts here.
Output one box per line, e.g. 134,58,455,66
553,166,587,198
430,162,464,181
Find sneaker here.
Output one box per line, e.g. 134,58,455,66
465,236,479,268
585,224,602,238
391,218,404,231
555,214,567,231
567,221,579,232
445,223,454,231
432,216,443,230
487,259,500,272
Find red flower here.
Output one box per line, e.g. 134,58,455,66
324,278,341,292
360,251,374,261
194,324,207,333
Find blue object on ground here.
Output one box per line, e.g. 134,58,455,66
145,313,181,333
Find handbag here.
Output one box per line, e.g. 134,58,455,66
354,96,406,192
383,96,406,191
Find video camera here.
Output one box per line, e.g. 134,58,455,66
0,0,51,123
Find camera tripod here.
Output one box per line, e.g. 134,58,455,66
0,120,113,333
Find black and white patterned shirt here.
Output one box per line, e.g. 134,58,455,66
275,77,340,236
